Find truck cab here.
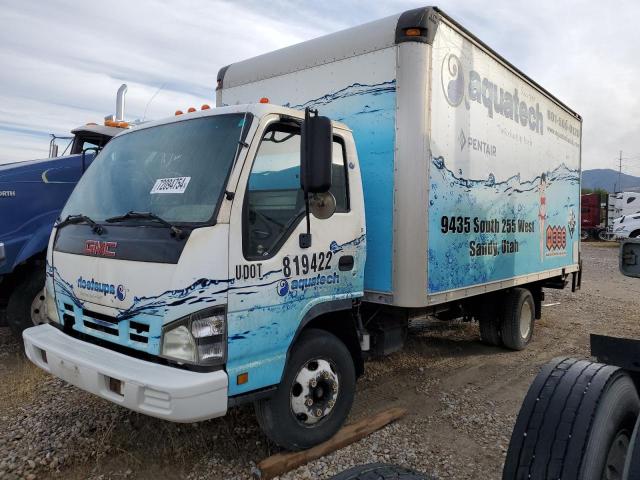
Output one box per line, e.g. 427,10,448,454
25,103,366,449
0,123,123,334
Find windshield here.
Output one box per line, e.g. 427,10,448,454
61,113,248,224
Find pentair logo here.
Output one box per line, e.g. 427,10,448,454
85,240,117,257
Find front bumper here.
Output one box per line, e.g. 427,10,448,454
23,324,228,422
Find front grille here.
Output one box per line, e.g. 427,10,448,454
59,302,160,354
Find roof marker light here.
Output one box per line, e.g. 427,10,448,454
201,104,211,110
259,97,269,104
175,110,183,116
187,107,196,113
405,28,421,36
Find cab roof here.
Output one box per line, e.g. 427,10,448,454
113,103,351,139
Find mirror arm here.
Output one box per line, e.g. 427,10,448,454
299,190,312,249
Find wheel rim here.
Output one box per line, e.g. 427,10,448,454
605,429,630,480
290,358,339,425
519,302,532,339
30,288,47,326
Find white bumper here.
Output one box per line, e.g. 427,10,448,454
23,324,228,422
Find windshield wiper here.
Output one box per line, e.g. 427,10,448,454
105,211,184,237
56,214,104,234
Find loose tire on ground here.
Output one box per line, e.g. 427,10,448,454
7,269,46,337
254,328,356,450
500,288,534,351
477,298,502,347
503,357,640,480
330,463,433,480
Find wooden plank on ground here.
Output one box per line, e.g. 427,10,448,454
254,407,407,479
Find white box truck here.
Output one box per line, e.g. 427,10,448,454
23,7,582,450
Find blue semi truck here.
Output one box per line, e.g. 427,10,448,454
0,86,129,334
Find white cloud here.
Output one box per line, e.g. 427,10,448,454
1,0,639,176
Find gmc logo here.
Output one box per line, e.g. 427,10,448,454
84,240,117,257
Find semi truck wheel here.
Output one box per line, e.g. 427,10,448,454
254,328,356,450
7,269,46,336
503,357,639,480
623,417,640,479
500,288,534,350
477,300,502,346
330,463,433,480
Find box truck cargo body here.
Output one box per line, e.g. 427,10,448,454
24,7,582,450
218,7,582,306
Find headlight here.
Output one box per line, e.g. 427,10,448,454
161,307,226,366
45,283,60,324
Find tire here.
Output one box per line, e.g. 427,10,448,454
630,230,640,239
254,328,356,450
477,298,502,346
581,229,589,241
623,417,640,479
599,229,612,241
7,269,46,337
329,463,433,480
503,357,640,480
500,288,534,351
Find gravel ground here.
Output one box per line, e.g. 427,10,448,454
1,242,638,480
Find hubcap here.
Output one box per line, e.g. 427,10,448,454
604,429,630,480
519,302,532,339
290,359,339,425
30,288,47,326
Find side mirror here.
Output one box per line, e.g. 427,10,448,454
301,108,332,193
81,147,100,173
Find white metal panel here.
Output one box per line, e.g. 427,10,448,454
391,42,431,307
220,13,401,89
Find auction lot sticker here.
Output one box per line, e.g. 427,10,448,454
150,177,191,194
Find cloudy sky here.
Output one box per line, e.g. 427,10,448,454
1,0,639,174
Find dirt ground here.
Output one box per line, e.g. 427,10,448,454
1,242,639,480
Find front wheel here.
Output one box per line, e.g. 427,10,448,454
581,229,590,241
7,269,47,336
254,328,356,450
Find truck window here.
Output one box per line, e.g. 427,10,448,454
243,124,349,258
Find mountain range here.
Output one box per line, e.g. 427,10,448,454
582,169,640,192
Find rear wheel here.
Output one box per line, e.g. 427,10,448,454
581,229,590,241
254,328,356,450
477,298,502,346
599,229,613,241
7,269,46,337
500,288,534,350
503,358,640,480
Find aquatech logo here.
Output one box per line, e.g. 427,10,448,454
276,273,340,296
77,276,126,301
441,53,544,135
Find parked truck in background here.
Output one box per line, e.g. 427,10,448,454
0,85,129,335
580,192,603,240
23,7,582,450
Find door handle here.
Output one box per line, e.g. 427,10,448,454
338,255,354,271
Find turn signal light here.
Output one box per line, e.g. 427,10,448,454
237,372,249,385
405,28,422,36
259,97,269,104
201,104,211,110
